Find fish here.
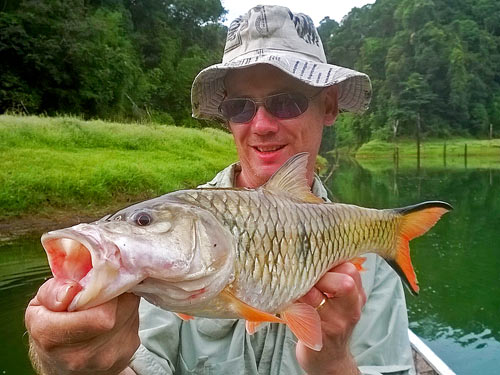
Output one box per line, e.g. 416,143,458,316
41,152,452,351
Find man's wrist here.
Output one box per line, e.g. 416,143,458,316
319,353,360,375
118,367,136,375
28,338,51,375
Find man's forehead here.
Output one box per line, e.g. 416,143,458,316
224,64,315,97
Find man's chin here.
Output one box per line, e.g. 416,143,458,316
255,161,287,184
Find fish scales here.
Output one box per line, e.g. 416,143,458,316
170,188,400,312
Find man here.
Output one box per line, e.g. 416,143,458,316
25,5,415,375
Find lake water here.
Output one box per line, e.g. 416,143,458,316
1,159,499,374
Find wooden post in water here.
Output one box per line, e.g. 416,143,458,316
443,142,447,167
393,146,399,169
416,112,421,172
464,143,468,168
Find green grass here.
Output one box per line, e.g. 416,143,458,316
355,138,500,171
0,115,237,218
357,138,500,158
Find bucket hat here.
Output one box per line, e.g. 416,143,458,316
191,5,372,122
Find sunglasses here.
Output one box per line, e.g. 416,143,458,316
218,91,322,124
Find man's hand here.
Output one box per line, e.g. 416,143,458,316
25,278,140,375
296,262,366,375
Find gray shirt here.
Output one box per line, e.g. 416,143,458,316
130,162,415,375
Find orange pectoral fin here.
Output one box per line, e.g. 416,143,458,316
175,313,194,321
246,321,266,335
350,257,367,272
220,290,283,327
281,303,323,351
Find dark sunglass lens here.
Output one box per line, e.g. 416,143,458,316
267,93,309,119
220,99,256,123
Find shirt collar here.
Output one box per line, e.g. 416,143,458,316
202,161,330,202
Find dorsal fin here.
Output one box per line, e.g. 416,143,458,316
262,153,323,203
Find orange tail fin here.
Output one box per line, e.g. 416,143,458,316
390,201,452,295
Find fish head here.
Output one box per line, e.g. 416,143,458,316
41,196,235,312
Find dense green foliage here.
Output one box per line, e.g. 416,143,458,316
319,0,500,147
1,0,499,145
0,0,226,125
0,115,237,216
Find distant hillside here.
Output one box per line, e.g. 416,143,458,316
319,0,500,146
1,1,498,149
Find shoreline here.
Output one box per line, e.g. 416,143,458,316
0,203,130,242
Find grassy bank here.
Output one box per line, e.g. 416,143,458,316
357,138,500,158
355,138,500,170
0,115,237,221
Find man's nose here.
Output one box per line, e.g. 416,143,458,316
250,105,279,134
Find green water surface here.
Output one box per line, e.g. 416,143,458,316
325,159,500,374
0,159,499,374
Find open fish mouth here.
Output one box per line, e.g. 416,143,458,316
41,226,125,311
42,235,95,282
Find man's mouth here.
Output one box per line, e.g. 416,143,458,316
254,145,285,153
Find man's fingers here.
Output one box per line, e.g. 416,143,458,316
36,278,82,312
316,263,363,298
298,286,326,308
111,293,141,332
26,290,141,373
27,292,140,349
27,299,117,348
74,295,141,372
299,262,367,314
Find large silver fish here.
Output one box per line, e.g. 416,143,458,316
41,153,451,350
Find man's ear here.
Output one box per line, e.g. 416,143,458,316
323,85,339,127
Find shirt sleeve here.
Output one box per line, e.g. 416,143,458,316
129,300,182,375
352,254,415,375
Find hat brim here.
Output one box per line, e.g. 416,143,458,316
191,50,372,122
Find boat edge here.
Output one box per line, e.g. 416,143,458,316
408,329,456,375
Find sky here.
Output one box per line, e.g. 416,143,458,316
221,0,376,26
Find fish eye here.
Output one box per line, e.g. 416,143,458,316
135,212,152,226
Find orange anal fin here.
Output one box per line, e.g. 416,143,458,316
281,302,323,351
350,257,367,272
220,290,282,324
246,320,266,335
176,313,194,321
394,202,452,295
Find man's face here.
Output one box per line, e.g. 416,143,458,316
225,64,338,188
